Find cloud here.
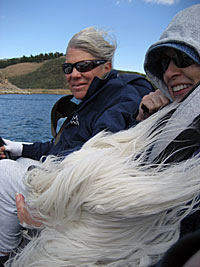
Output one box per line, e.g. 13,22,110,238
115,0,176,5
144,0,176,5
115,0,132,4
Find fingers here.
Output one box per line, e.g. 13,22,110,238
136,90,170,121
141,90,169,113
0,138,9,159
15,193,43,228
15,193,31,225
0,146,6,159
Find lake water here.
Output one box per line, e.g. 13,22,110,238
0,94,65,142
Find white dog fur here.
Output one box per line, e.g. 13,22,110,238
7,103,200,267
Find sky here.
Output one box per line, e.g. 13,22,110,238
0,0,199,73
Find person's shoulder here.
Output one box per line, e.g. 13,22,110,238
118,72,152,88
110,70,148,85
120,73,154,94
104,70,154,95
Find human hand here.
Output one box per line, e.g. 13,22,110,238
1,138,23,158
136,90,170,121
0,137,10,159
16,193,43,228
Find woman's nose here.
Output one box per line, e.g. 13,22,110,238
70,67,82,78
164,60,181,80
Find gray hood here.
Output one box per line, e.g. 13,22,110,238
144,4,200,101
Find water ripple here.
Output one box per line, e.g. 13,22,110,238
0,94,63,142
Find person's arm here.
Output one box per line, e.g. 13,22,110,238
136,90,170,121
0,137,52,161
0,138,54,161
0,138,24,159
22,141,53,160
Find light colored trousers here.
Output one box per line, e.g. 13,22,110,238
0,157,40,255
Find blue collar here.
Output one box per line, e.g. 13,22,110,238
70,97,82,105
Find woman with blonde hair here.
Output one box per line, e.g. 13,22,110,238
0,26,153,265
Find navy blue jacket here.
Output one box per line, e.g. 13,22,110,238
22,70,153,160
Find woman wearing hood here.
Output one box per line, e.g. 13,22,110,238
137,3,200,116
137,3,200,164
139,4,200,266
7,4,200,267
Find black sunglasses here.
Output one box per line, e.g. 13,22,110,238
62,59,107,74
161,51,195,73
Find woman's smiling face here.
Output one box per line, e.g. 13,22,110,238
163,48,200,101
65,48,111,99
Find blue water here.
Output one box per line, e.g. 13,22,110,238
0,94,65,142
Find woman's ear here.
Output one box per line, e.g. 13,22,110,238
104,61,112,72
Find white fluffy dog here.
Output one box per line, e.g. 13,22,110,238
8,104,200,267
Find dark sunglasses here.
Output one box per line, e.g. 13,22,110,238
62,59,107,74
161,51,195,73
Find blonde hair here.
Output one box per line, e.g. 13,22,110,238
66,26,117,64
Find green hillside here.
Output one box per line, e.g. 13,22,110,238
9,57,67,89
7,56,146,90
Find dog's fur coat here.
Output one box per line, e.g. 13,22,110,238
7,103,200,267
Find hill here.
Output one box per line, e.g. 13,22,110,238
0,71,30,94
0,56,146,94
1,61,44,77
6,57,67,90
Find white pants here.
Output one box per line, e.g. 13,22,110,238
0,158,40,254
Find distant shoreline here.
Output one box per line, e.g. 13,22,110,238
0,88,71,95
